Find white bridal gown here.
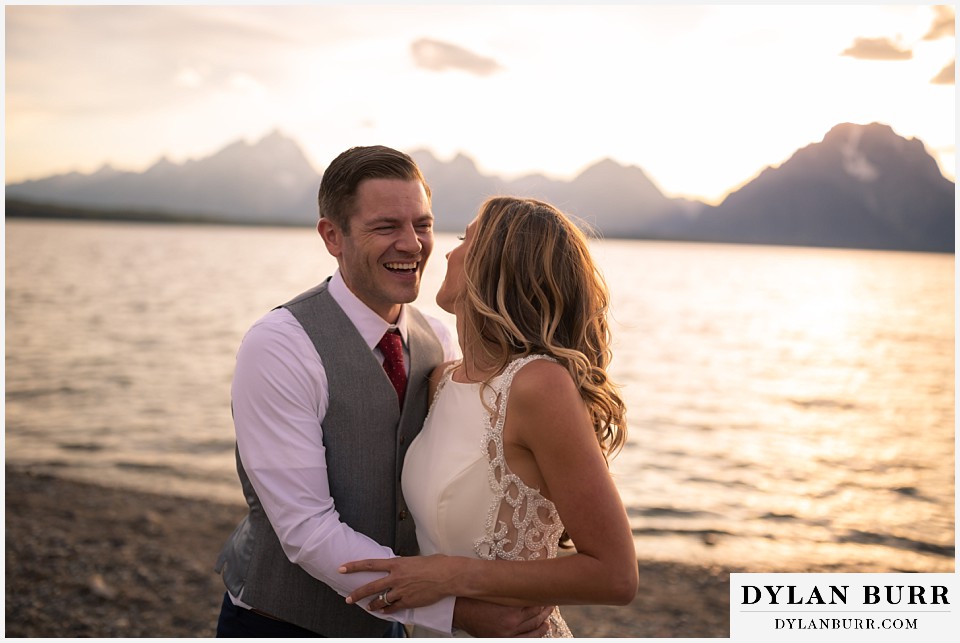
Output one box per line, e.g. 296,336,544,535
402,355,573,638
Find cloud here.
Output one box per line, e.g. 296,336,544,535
227,72,266,94
410,38,502,76
931,60,955,84
175,66,205,88
923,5,955,40
840,37,912,60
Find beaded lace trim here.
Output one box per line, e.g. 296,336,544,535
472,354,567,563
432,356,572,637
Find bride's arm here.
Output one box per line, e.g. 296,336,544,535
340,359,638,609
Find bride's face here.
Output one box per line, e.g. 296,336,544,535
436,217,477,314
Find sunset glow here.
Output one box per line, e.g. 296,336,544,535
4,4,955,205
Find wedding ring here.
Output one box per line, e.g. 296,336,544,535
381,590,394,606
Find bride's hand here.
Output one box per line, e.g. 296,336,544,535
339,554,466,613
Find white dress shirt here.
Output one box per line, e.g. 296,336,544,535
230,270,459,633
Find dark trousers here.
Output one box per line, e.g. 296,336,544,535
215,592,406,638
216,593,321,637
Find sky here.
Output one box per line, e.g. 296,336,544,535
3,2,956,205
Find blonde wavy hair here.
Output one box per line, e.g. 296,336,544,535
461,196,628,462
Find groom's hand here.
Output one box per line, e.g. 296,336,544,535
453,597,553,637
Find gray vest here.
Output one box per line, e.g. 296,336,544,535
215,279,444,636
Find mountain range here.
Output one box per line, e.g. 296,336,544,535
5,123,955,253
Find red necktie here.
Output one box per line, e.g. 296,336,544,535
377,330,407,407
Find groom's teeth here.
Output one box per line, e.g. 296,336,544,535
386,262,417,270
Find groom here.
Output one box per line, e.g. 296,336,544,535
215,145,551,637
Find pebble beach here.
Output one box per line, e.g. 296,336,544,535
5,468,734,638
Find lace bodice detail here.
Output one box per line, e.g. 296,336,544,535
429,354,572,637
469,355,565,562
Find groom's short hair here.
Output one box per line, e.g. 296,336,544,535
317,145,431,234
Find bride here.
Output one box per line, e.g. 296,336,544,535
340,196,638,637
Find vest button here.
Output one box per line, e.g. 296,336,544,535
399,510,408,520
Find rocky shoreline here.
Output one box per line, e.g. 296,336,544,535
5,468,733,637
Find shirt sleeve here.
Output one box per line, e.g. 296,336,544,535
231,308,454,633
424,313,460,361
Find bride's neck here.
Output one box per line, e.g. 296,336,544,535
457,339,507,383
454,306,516,382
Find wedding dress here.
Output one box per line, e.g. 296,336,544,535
403,355,573,637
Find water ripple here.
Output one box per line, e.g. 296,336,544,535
5,221,954,572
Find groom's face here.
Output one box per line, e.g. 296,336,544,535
437,216,477,314
319,177,434,323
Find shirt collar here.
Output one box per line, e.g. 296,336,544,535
328,269,409,350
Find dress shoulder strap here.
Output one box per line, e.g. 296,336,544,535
427,360,460,412
490,354,558,433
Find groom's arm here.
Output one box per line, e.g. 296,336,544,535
453,599,553,637
232,309,454,632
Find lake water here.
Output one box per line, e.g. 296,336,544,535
4,218,955,572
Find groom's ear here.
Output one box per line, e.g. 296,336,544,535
318,218,344,259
